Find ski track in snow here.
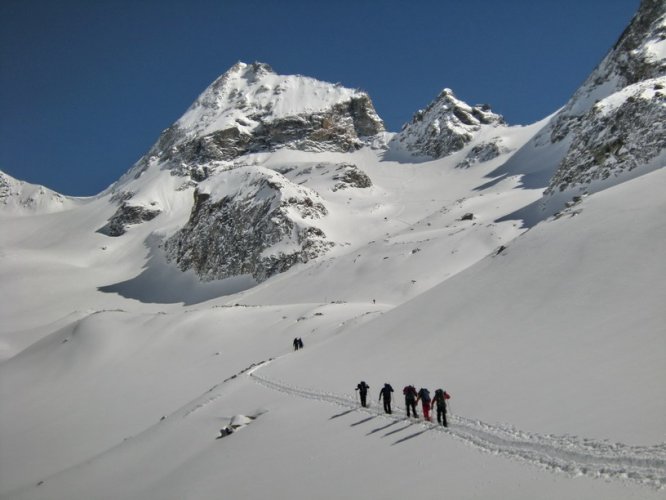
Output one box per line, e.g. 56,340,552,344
248,363,666,490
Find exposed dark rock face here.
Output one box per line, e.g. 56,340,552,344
456,141,503,168
392,89,505,158
547,82,666,193
99,203,161,236
0,172,12,200
331,163,372,191
162,168,332,282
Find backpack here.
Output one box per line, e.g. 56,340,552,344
434,389,450,404
419,388,431,403
403,385,416,398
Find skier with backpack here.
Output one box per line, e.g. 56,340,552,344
431,388,451,427
402,384,418,418
378,383,394,414
356,381,370,407
415,387,432,421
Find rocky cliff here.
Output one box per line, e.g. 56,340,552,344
162,166,333,282
544,0,665,195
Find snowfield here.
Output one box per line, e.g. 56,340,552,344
1,152,664,499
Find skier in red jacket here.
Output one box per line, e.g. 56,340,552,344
415,387,432,421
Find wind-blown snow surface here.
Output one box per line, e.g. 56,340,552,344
1,133,665,498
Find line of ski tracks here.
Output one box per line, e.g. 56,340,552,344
248,367,666,490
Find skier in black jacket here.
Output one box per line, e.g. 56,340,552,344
378,383,394,414
356,381,370,407
402,385,418,418
431,388,451,426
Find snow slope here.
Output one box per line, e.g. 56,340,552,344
1,156,664,499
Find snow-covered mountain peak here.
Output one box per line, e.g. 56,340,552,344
551,0,665,128
391,87,505,159
120,62,385,187
175,61,378,139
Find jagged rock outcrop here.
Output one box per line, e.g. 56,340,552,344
98,202,161,236
392,88,505,158
544,0,666,194
162,166,333,282
456,140,505,169
548,78,665,193
331,163,372,191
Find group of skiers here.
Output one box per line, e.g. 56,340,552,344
356,381,451,427
292,337,304,350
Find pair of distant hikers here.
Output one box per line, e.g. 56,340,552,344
370,382,450,426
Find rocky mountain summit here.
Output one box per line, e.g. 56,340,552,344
544,0,665,195
127,62,384,182
392,88,505,159
114,63,388,282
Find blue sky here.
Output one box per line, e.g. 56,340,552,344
1,0,638,196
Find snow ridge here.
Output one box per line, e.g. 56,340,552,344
250,367,666,490
0,170,75,215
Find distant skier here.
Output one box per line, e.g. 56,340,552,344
293,338,299,351
356,381,370,407
431,388,451,427
297,337,304,349
402,384,418,418
415,387,432,421
378,383,394,414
